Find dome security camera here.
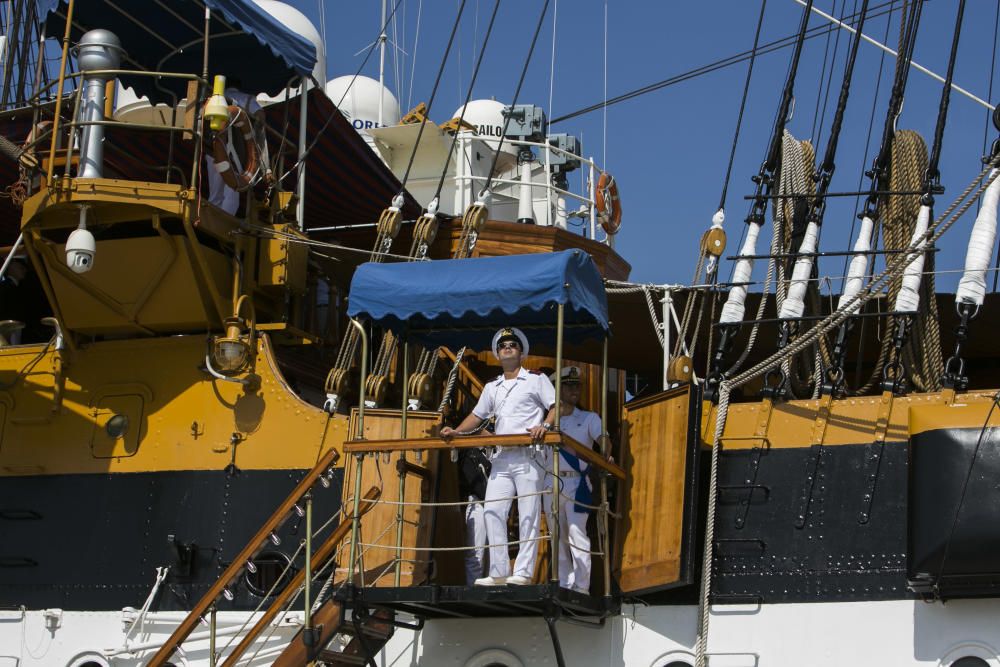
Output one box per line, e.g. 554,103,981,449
66,226,96,273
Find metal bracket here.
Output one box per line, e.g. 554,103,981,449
857,390,895,524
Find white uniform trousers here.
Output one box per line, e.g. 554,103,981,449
464,494,487,585
484,448,544,579
543,473,592,592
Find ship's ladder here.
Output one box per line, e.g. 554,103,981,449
143,447,392,667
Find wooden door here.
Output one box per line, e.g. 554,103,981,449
614,384,700,595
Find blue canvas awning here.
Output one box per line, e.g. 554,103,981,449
347,250,610,351
39,0,317,102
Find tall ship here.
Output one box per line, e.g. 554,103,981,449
1,1,1000,666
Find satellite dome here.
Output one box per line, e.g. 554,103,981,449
253,0,327,83
326,75,400,133
452,99,517,156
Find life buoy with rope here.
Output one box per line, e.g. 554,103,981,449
211,105,259,192
596,171,622,234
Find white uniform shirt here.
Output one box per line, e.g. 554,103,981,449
557,407,602,472
472,367,555,436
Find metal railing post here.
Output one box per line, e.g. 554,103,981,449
600,336,612,598
551,303,565,584
303,491,313,633
395,340,409,585
346,318,369,584
46,0,75,184
589,157,597,240
208,604,217,667
662,290,672,390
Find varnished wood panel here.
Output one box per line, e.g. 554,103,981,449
615,385,692,594
339,408,441,587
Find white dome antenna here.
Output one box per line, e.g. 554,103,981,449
326,75,401,135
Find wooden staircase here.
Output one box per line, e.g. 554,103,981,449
146,446,391,667
272,602,395,666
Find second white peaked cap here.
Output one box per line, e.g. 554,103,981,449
549,366,582,384
491,326,529,360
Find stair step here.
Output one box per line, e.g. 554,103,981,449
316,649,369,666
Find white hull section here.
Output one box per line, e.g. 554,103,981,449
3,600,1000,666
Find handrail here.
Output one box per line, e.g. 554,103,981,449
343,432,625,480
146,446,342,667
218,486,381,667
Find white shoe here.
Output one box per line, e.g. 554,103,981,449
474,576,507,586
506,575,531,585
571,585,590,595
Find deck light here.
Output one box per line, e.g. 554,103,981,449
211,295,255,376
213,317,250,374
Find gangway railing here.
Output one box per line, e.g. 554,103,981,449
339,432,625,599
146,446,341,667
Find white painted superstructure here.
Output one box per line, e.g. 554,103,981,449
5,601,1000,666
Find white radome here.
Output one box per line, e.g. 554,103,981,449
326,75,401,134
252,0,327,83
452,99,518,157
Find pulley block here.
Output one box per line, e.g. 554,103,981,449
365,374,388,406
413,214,440,248
462,202,489,234
668,355,694,383
377,207,403,239
701,227,727,258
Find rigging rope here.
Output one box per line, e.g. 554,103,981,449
432,0,501,204
550,0,899,125
480,0,551,196
399,0,469,192
696,161,1000,667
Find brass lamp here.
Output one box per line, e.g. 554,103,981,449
212,295,255,376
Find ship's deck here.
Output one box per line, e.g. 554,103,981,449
334,583,619,620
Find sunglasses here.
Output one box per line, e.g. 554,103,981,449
497,341,521,350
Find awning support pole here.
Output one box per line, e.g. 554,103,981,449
296,75,308,231
600,336,612,598
551,302,565,584
662,289,672,390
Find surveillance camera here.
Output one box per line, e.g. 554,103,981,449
66,226,96,274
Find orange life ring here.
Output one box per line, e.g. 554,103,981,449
596,172,622,234
211,105,258,192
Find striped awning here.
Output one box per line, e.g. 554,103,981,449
0,89,420,246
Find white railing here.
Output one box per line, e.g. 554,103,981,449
452,133,611,245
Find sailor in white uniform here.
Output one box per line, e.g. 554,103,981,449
543,366,604,594
440,326,556,586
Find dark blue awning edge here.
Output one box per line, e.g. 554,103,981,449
347,250,610,351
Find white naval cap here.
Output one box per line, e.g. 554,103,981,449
549,365,582,384
491,326,529,359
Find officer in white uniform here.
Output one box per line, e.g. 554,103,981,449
440,326,556,586
543,366,603,594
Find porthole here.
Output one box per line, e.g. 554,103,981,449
952,659,990,667
244,550,295,597
67,655,110,667
465,648,525,667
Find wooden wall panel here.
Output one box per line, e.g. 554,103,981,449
338,409,441,587
615,385,692,594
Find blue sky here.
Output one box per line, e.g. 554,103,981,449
288,0,999,290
